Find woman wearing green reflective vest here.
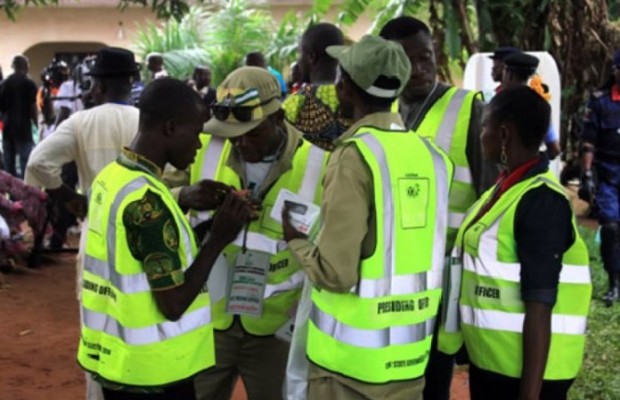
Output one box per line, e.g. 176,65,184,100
440,86,592,400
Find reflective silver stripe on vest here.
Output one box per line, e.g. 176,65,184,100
420,138,450,276
449,212,465,230
264,270,305,298
311,304,435,348
460,305,587,335
298,145,325,201
353,134,395,295
199,136,227,181
472,222,591,284
193,136,227,225
84,177,195,293
84,254,150,293
435,89,469,152
82,305,211,345
454,166,473,184
351,134,450,298
232,231,285,255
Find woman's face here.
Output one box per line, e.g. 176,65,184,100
480,107,503,163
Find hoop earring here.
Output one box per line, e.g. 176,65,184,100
500,145,508,165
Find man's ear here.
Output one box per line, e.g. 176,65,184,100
163,119,175,138
309,51,318,66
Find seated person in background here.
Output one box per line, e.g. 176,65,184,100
0,170,47,267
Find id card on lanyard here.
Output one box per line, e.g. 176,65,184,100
225,250,270,316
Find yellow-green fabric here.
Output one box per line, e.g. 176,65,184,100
307,126,454,384
189,134,327,335
78,161,214,387
448,170,591,379
394,88,478,251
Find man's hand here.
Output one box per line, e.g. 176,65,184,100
578,169,596,203
281,204,308,242
178,180,232,211
209,193,252,247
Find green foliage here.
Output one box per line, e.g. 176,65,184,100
337,0,425,31
569,226,620,400
202,0,273,85
133,6,211,80
1,0,58,20
266,11,303,74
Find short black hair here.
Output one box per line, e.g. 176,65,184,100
341,68,397,109
489,86,551,149
379,16,431,41
506,66,535,82
301,23,344,61
138,77,204,129
245,52,266,68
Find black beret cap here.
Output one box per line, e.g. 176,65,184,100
503,52,539,70
488,47,521,61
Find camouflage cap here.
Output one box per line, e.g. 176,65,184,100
204,67,281,138
326,35,411,99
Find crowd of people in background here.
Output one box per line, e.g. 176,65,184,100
0,15,616,400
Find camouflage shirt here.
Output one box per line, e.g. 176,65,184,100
119,149,184,291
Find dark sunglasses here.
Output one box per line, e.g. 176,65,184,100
212,97,276,123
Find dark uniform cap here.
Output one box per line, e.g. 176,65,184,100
504,53,540,70
489,47,521,61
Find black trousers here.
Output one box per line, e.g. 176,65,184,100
469,363,574,400
102,380,196,400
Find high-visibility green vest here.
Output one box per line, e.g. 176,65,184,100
393,88,479,251
189,134,327,335
78,162,214,387
446,170,591,379
307,127,454,383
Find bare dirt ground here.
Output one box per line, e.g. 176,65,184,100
0,251,469,400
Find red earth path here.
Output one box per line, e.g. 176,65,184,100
0,253,469,400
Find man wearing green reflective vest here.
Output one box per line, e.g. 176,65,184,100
283,35,453,400
187,67,328,400
379,17,499,400
77,78,252,400
440,86,591,399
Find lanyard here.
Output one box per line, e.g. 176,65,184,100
239,128,287,252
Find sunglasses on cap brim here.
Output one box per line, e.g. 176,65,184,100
211,97,277,123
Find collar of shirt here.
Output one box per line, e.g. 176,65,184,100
612,84,620,101
336,112,406,145
118,148,163,179
496,156,542,194
471,154,549,225
226,122,304,197
398,82,451,130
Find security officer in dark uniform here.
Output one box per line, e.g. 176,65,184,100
580,50,620,307
489,46,520,92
